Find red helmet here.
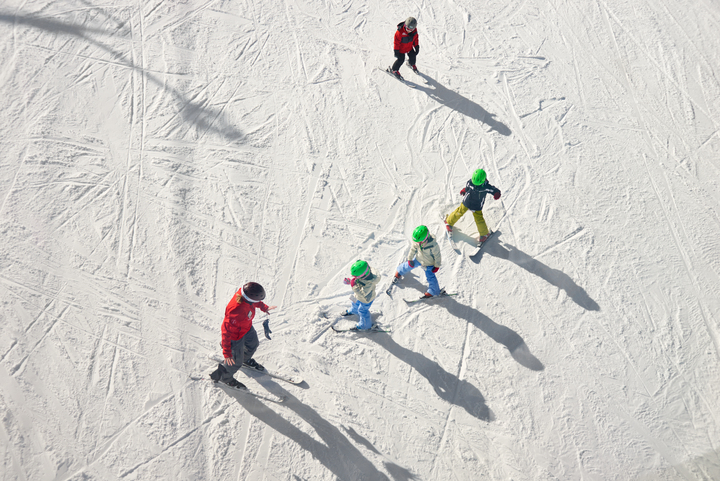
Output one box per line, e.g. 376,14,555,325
241,282,266,302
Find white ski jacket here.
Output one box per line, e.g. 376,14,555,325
407,234,442,268
352,268,381,303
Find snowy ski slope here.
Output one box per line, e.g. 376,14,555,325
1,0,719,479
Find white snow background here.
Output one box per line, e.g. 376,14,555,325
1,0,719,480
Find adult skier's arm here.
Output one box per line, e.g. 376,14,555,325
258,302,277,314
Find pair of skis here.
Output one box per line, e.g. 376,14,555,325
196,356,304,403
386,274,458,304
443,215,496,257
379,63,425,88
331,324,391,333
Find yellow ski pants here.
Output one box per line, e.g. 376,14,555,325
446,204,490,237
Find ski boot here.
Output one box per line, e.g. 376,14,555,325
243,358,265,371
222,377,247,390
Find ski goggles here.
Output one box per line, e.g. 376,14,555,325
241,291,261,303
406,25,415,32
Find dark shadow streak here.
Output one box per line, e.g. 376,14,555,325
441,295,544,372
400,275,544,371
342,427,418,480
0,13,244,142
228,384,401,481
413,72,511,136
477,231,600,311
367,332,493,422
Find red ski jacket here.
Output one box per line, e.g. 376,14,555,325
220,288,269,358
394,24,419,54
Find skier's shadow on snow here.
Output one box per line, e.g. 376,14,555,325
414,72,511,136
399,276,544,372
230,384,415,481
342,427,416,481
441,296,544,372
477,231,600,311
0,13,244,142
368,333,493,422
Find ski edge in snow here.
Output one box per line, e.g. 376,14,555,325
404,292,458,304
440,214,461,254
207,354,303,386
378,67,418,88
190,376,287,403
469,230,496,258
385,275,399,296
331,325,392,333
241,365,303,385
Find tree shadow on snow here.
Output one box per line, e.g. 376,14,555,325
367,333,493,422
399,276,544,372
0,13,244,143
477,231,600,311
414,72,511,136
230,384,415,481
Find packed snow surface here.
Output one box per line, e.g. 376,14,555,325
1,0,719,480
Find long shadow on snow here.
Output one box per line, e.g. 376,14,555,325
230,385,415,481
367,332,493,422
398,276,544,372
413,71,511,136
475,231,600,311
342,427,417,481
0,13,244,143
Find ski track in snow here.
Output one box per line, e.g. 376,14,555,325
1,0,720,480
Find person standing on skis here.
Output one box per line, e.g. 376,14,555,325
393,225,444,299
444,169,501,243
209,282,276,390
341,260,381,330
390,17,419,79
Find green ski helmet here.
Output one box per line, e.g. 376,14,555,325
350,259,369,277
412,225,429,243
472,169,487,186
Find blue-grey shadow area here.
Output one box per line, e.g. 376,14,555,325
400,275,544,371
367,332,493,422
241,369,310,390
342,427,417,481
0,13,244,142
413,72,511,136
440,295,544,371
229,384,399,481
477,231,600,311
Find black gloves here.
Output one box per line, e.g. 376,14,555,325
414,45,419,55
262,319,272,340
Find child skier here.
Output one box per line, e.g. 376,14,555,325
444,169,501,242
209,282,276,389
390,17,419,79
342,260,381,330
393,225,443,299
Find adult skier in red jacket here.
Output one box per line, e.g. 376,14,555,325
209,282,276,390
390,17,419,79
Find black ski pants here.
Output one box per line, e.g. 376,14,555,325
392,50,417,72
219,326,259,381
